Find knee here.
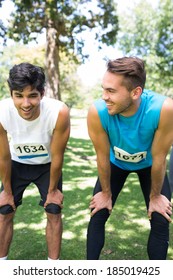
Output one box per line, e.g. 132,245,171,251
88,209,110,230
45,203,61,214
0,205,15,215
92,208,110,220
150,212,169,239
151,212,169,225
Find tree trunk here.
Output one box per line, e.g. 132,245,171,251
45,20,61,100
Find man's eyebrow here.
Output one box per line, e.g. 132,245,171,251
101,85,116,91
13,91,39,95
13,91,23,95
29,92,40,95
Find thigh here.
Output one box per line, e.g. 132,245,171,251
110,163,130,206
137,167,172,209
93,163,130,207
137,166,151,209
34,163,62,206
0,161,31,214
8,161,30,206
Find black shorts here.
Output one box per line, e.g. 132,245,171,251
0,161,62,215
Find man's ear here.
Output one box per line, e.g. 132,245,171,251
41,90,45,98
131,86,143,100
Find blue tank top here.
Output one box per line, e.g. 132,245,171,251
94,89,166,170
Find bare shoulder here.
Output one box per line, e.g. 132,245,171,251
87,103,108,145
59,102,70,117
162,97,173,112
0,122,6,134
160,97,173,125
87,103,100,123
55,102,70,131
158,97,173,136
87,103,102,130
152,97,173,155
0,123,9,151
88,103,98,116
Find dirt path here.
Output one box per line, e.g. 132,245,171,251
70,108,89,140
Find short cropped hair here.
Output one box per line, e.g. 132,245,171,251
107,57,146,91
7,62,45,95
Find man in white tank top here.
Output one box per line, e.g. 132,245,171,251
0,63,70,260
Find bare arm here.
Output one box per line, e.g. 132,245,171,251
148,98,173,221
44,103,70,208
87,104,112,216
0,123,15,210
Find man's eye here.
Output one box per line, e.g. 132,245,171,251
109,90,115,93
30,94,39,98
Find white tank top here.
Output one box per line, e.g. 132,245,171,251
0,97,64,164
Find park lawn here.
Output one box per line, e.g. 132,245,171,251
8,113,173,260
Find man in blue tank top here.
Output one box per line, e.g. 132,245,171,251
0,63,70,260
87,57,173,260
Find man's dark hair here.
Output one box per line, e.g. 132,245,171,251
7,62,45,95
107,57,146,91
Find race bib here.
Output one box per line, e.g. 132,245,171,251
13,143,48,159
114,146,147,163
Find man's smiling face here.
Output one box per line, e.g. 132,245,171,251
12,85,43,121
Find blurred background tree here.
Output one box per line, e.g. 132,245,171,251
0,0,119,100
0,43,83,107
0,0,172,106
117,0,173,96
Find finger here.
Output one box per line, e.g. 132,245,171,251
12,205,16,211
164,213,172,223
90,208,99,217
147,211,152,220
53,201,64,209
166,209,172,215
44,202,48,208
10,202,16,211
89,202,95,209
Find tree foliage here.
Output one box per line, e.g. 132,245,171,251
155,0,173,81
7,0,118,54
0,43,83,107
0,0,6,45
117,0,173,95
0,43,46,99
1,0,119,100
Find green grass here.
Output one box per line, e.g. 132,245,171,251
7,117,173,260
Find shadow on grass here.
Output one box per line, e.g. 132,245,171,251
8,137,173,260
9,192,47,260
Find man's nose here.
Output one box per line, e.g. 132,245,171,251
22,98,30,107
102,90,109,100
